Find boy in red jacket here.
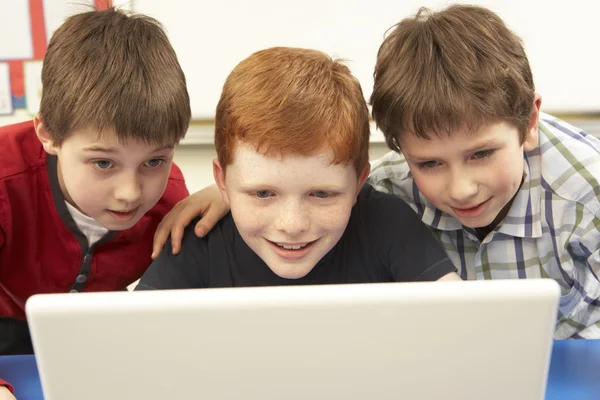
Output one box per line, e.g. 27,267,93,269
0,5,190,396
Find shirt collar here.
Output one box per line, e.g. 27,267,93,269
494,148,543,238
47,155,116,249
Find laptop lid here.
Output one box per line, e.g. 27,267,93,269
26,280,559,400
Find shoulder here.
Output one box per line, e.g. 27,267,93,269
367,150,424,212
0,122,48,233
136,217,211,290
535,113,600,217
175,212,237,257
349,185,456,282
367,150,410,192
0,121,45,180
144,213,236,289
351,184,424,238
167,161,186,183
355,183,414,215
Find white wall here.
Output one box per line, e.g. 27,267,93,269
174,145,217,194
135,0,600,117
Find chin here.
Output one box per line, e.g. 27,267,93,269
458,216,495,229
269,266,313,280
101,219,137,231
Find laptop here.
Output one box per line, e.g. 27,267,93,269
26,279,559,400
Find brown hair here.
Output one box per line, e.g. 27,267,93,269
215,47,370,174
39,6,190,146
371,4,534,152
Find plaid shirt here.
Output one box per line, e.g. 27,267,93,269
368,113,600,339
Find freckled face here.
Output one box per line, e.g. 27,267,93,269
215,143,368,279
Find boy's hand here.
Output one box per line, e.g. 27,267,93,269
152,184,230,258
0,386,16,400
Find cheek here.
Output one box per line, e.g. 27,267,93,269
411,172,442,203
229,200,266,234
142,171,171,203
312,201,354,234
64,167,107,201
489,156,524,195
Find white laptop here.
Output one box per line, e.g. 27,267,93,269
26,279,559,400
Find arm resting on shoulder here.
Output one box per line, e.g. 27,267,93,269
152,184,229,259
140,220,207,290
361,185,457,282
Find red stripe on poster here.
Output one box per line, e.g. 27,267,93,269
8,61,25,98
29,0,48,59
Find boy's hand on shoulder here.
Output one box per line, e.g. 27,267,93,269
152,184,230,259
0,386,16,400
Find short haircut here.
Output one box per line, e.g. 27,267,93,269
215,47,370,174
371,4,534,152
39,6,190,147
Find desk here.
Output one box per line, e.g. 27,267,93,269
1,340,599,399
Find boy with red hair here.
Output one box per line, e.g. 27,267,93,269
136,47,459,291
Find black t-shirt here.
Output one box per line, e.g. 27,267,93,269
136,185,456,290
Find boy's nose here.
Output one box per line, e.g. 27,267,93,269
448,173,478,204
114,173,142,205
274,201,310,235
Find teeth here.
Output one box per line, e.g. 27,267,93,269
278,243,307,250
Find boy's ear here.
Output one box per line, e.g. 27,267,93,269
355,164,371,197
34,115,58,155
523,93,542,152
212,159,230,206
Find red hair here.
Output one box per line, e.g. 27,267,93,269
215,47,370,173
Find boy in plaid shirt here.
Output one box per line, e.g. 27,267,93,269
154,4,600,339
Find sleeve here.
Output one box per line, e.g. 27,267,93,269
0,224,4,274
563,214,600,338
363,185,457,282
0,189,6,267
135,218,208,291
0,378,14,394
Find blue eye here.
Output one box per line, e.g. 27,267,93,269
255,190,272,199
473,150,492,159
144,158,165,168
92,160,113,169
420,160,439,169
313,191,330,199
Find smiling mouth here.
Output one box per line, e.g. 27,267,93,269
267,239,318,259
107,207,139,222
271,240,317,249
276,243,309,250
451,199,490,218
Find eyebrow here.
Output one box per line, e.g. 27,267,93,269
406,138,500,161
461,138,500,153
82,144,174,153
239,182,346,192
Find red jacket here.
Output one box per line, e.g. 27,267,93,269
0,121,189,391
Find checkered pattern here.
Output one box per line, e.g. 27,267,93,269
368,113,600,339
